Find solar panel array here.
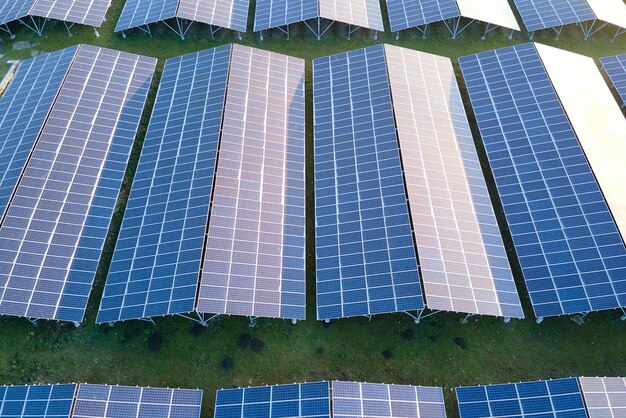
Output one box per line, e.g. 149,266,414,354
601,54,626,106
72,384,202,418
459,42,626,319
384,45,523,319
313,44,424,320
332,381,446,418
385,0,460,32
197,45,306,320
456,378,587,418
579,377,626,418
214,382,330,418
97,45,231,324
0,45,156,323
115,0,249,32
318,0,384,31
511,0,596,31
0,0,110,27
0,0,37,28
0,46,77,220
0,384,77,418
254,0,319,31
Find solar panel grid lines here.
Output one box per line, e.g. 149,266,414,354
28,0,111,27
383,44,523,319
214,381,331,418
579,377,626,418
197,44,306,320
174,0,250,32
0,0,37,29
96,45,231,324
600,54,626,107
458,42,626,319
114,0,179,32
0,45,156,323
385,0,460,32
313,44,424,321
456,378,587,418
331,381,446,418
0,45,77,223
511,0,596,32
0,384,77,418
253,0,319,32
72,384,203,418
318,0,384,31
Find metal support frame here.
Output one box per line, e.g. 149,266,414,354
503,317,511,324
551,25,564,40
571,312,589,325
580,19,607,40
397,23,429,40
612,27,625,41
18,15,48,36
460,313,476,324
347,24,360,39
163,17,193,40
536,316,544,324
26,317,39,326
529,30,534,40
303,17,334,40
1,24,15,39
444,17,475,39
63,21,75,36
276,24,290,39
175,311,220,326
620,308,626,321
139,317,156,325
404,309,440,324
248,316,258,327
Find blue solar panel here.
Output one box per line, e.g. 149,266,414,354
0,46,156,323
97,45,231,323
215,382,330,418
114,0,179,31
72,384,202,418
456,378,587,418
313,44,424,320
601,54,626,107
0,384,76,418
459,43,626,319
0,0,36,26
254,0,319,31
511,0,596,31
385,0,460,32
0,46,76,221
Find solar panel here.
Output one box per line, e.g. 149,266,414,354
459,42,626,319
0,0,36,28
97,45,230,324
313,44,424,320
28,0,111,26
254,0,319,31
114,0,179,32
385,0,460,32
0,384,77,418
215,382,330,418
579,377,626,418
196,45,306,320
384,45,523,319
601,54,626,106
455,0,520,31
0,45,156,323
511,0,596,31
72,384,202,418
332,381,446,418
456,378,587,418
0,46,77,220
318,0,384,31
115,0,249,32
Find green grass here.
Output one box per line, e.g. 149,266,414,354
0,1,626,417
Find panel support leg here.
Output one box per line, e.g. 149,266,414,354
26,317,39,326
405,309,439,324
259,29,263,41
620,308,626,321
503,317,511,324
395,30,400,40
536,316,544,324
482,23,491,40
612,27,625,41
139,317,156,325
1,24,15,39
529,31,534,40
248,316,258,327
571,312,589,325
460,313,475,324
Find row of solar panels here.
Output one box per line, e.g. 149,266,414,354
2,0,626,39
2,377,625,418
0,43,625,326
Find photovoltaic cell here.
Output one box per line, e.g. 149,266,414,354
0,0,37,32
97,46,231,323
0,45,156,323
456,378,587,418
72,384,202,418
197,45,306,320
115,0,249,32
385,0,460,32
0,46,77,220
332,381,446,418
459,42,626,318
0,384,76,418
254,0,319,31
385,45,523,319
214,382,330,418
601,54,626,106
579,377,626,418
511,0,596,31
313,44,424,320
